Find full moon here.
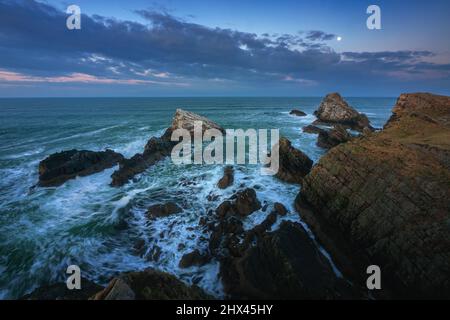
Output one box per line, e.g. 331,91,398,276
337,36,342,41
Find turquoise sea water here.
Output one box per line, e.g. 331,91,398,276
0,97,395,299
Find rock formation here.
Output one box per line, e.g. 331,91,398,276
313,93,371,131
317,125,352,149
111,109,224,186
92,269,211,300
220,221,359,299
290,109,307,117
217,166,234,189
302,125,324,134
275,137,313,184
297,93,450,299
21,278,103,300
147,202,182,218
38,149,124,187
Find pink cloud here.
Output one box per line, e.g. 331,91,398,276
0,70,189,86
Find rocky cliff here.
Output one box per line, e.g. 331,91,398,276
296,93,450,299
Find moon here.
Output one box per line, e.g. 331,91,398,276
337,36,343,41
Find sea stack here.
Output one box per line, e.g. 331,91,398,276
313,93,371,131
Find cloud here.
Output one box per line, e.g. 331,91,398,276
0,70,188,86
0,0,448,95
305,30,336,41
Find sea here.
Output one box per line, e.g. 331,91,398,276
0,97,395,299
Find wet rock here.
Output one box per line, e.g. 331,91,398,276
290,109,307,117
21,278,103,300
133,239,146,255
313,93,372,131
233,188,261,217
317,125,352,149
274,202,287,216
218,166,234,189
179,249,211,268
111,109,225,186
110,129,175,187
298,93,450,299
147,202,182,218
147,245,162,262
220,221,353,299
302,125,325,134
92,269,211,300
275,137,313,184
38,149,124,187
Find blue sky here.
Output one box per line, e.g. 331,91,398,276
0,0,449,97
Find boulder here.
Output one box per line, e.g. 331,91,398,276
317,125,352,149
233,188,262,217
220,221,356,299
313,93,371,131
290,109,307,117
302,125,325,134
147,202,182,218
38,149,124,187
171,109,224,135
179,249,211,268
217,166,234,189
274,202,287,216
92,269,211,300
298,93,450,299
275,137,313,184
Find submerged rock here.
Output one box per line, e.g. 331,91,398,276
147,202,182,218
92,269,211,300
313,93,371,131
290,109,307,117
275,137,313,184
317,125,352,149
38,149,124,187
217,166,234,189
298,93,450,299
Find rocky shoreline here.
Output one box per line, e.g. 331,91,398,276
28,92,449,300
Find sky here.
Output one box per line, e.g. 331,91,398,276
0,0,449,97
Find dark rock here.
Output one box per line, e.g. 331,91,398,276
274,202,287,216
179,249,211,268
302,125,325,134
170,109,224,135
298,93,450,299
110,129,175,187
111,109,225,186
290,109,307,117
92,269,211,300
147,202,182,218
274,137,313,184
38,149,124,187
220,221,354,299
313,93,372,131
317,125,352,149
233,188,261,217
218,166,234,189
21,278,103,300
